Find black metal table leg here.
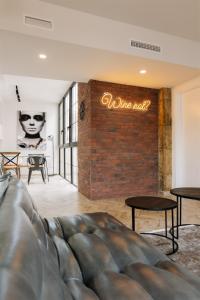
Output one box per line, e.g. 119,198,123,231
171,209,175,253
132,207,135,231
176,196,179,238
170,195,180,239
165,210,167,237
179,196,182,225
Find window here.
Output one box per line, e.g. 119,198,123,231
58,83,78,186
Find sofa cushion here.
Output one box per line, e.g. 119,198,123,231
53,236,83,282
155,260,200,291
95,228,160,270
0,269,37,300
58,212,124,240
40,252,73,300
68,233,119,283
46,217,64,238
124,262,200,300
118,227,168,265
90,271,154,300
1,179,36,219
0,207,43,296
67,280,99,300
32,211,48,247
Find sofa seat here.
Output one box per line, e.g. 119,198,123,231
0,178,200,300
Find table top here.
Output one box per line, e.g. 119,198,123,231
170,187,200,200
125,196,177,211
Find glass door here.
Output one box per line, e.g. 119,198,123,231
58,83,78,186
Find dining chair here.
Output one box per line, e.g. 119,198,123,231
27,155,47,184
28,154,49,182
0,152,21,178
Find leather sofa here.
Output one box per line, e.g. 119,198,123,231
0,172,10,201
0,178,200,300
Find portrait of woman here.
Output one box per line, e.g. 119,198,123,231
17,111,47,150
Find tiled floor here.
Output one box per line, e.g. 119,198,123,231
25,175,200,232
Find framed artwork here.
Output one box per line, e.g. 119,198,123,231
17,111,47,150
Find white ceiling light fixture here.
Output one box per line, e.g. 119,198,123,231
38,53,47,60
139,69,147,74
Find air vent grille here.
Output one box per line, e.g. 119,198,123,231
24,16,52,30
131,40,161,53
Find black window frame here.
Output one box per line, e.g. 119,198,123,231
58,82,78,186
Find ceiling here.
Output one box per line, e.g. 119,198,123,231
42,0,200,42
0,0,200,89
1,30,199,89
2,75,71,104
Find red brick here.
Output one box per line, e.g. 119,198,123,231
78,80,159,200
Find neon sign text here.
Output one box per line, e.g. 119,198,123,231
100,92,151,112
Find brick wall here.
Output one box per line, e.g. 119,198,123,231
78,83,91,199
78,80,159,199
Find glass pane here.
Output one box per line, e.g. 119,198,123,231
64,94,70,144
72,147,78,167
72,83,78,107
60,148,64,177
72,166,78,186
59,102,63,146
58,84,78,186
72,147,78,186
72,124,78,143
72,84,78,143
65,148,71,181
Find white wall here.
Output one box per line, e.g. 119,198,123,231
172,76,200,187
0,78,59,175
0,76,5,150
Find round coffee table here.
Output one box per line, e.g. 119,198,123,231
170,187,200,239
125,196,178,255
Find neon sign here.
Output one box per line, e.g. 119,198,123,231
100,92,151,112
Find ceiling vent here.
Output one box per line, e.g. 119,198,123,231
24,16,52,30
130,40,161,53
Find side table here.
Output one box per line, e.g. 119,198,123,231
125,196,178,255
170,187,200,239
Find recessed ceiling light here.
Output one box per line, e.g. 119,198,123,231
38,53,47,60
139,69,147,74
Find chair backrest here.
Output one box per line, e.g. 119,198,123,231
28,154,44,157
28,156,46,168
0,152,20,167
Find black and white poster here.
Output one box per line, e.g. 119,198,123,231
17,111,46,150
